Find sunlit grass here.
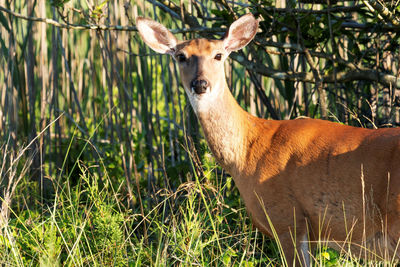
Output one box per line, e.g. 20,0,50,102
0,135,275,266
1,135,399,266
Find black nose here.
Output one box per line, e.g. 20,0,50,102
190,79,209,94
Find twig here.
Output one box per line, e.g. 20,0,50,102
215,0,238,20
2,5,400,33
301,45,328,118
294,7,327,119
342,21,400,31
0,5,225,33
266,4,366,14
227,0,365,13
2,2,399,89
230,52,400,89
5,113,64,176
149,0,201,28
247,69,280,120
144,0,180,20
0,5,137,31
361,0,400,26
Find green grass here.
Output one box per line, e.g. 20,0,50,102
2,136,398,266
1,0,399,265
0,137,279,266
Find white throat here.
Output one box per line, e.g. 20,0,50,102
184,80,248,175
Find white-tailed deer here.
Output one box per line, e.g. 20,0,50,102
136,14,400,266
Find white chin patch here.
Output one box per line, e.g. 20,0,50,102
186,80,224,115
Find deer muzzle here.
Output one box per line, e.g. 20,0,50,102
190,79,209,95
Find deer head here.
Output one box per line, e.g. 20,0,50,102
136,14,259,114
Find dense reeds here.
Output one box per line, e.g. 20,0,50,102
0,0,399,265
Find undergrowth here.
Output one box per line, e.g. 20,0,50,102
0,137,397,266
0,136,278,266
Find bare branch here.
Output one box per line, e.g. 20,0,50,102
0,4,224,34
2,4,400,34
0,5,137,31
361,0,400,26
342,21,400,31
265,4,366,14
2,2,399,89
231,52,400,89
149,0,201,28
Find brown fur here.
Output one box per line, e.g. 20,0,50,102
136,14,400,265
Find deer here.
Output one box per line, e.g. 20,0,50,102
136,13,400,266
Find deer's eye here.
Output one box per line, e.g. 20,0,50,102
214,53,222,61
176,54,187,63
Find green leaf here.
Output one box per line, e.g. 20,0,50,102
97,0,108,10
0,11,10,32
222,254,231,266
0,35,8,58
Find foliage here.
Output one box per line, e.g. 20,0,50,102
0,0,399,265
0,143,277,265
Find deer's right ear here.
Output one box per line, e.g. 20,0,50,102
136,17,178,55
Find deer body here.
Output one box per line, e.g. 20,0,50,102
137,14,400,265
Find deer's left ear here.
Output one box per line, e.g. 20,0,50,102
223,13,259,53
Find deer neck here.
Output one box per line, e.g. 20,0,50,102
195,84,252,176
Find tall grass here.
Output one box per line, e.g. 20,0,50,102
2,131,399,266
1,0,400,266
0,132,279,266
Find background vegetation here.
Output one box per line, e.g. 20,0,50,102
0,0,399,265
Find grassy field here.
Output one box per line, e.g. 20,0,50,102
1,0,400,266
2,135,398,266
0,138,382,266
0,133,280,266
